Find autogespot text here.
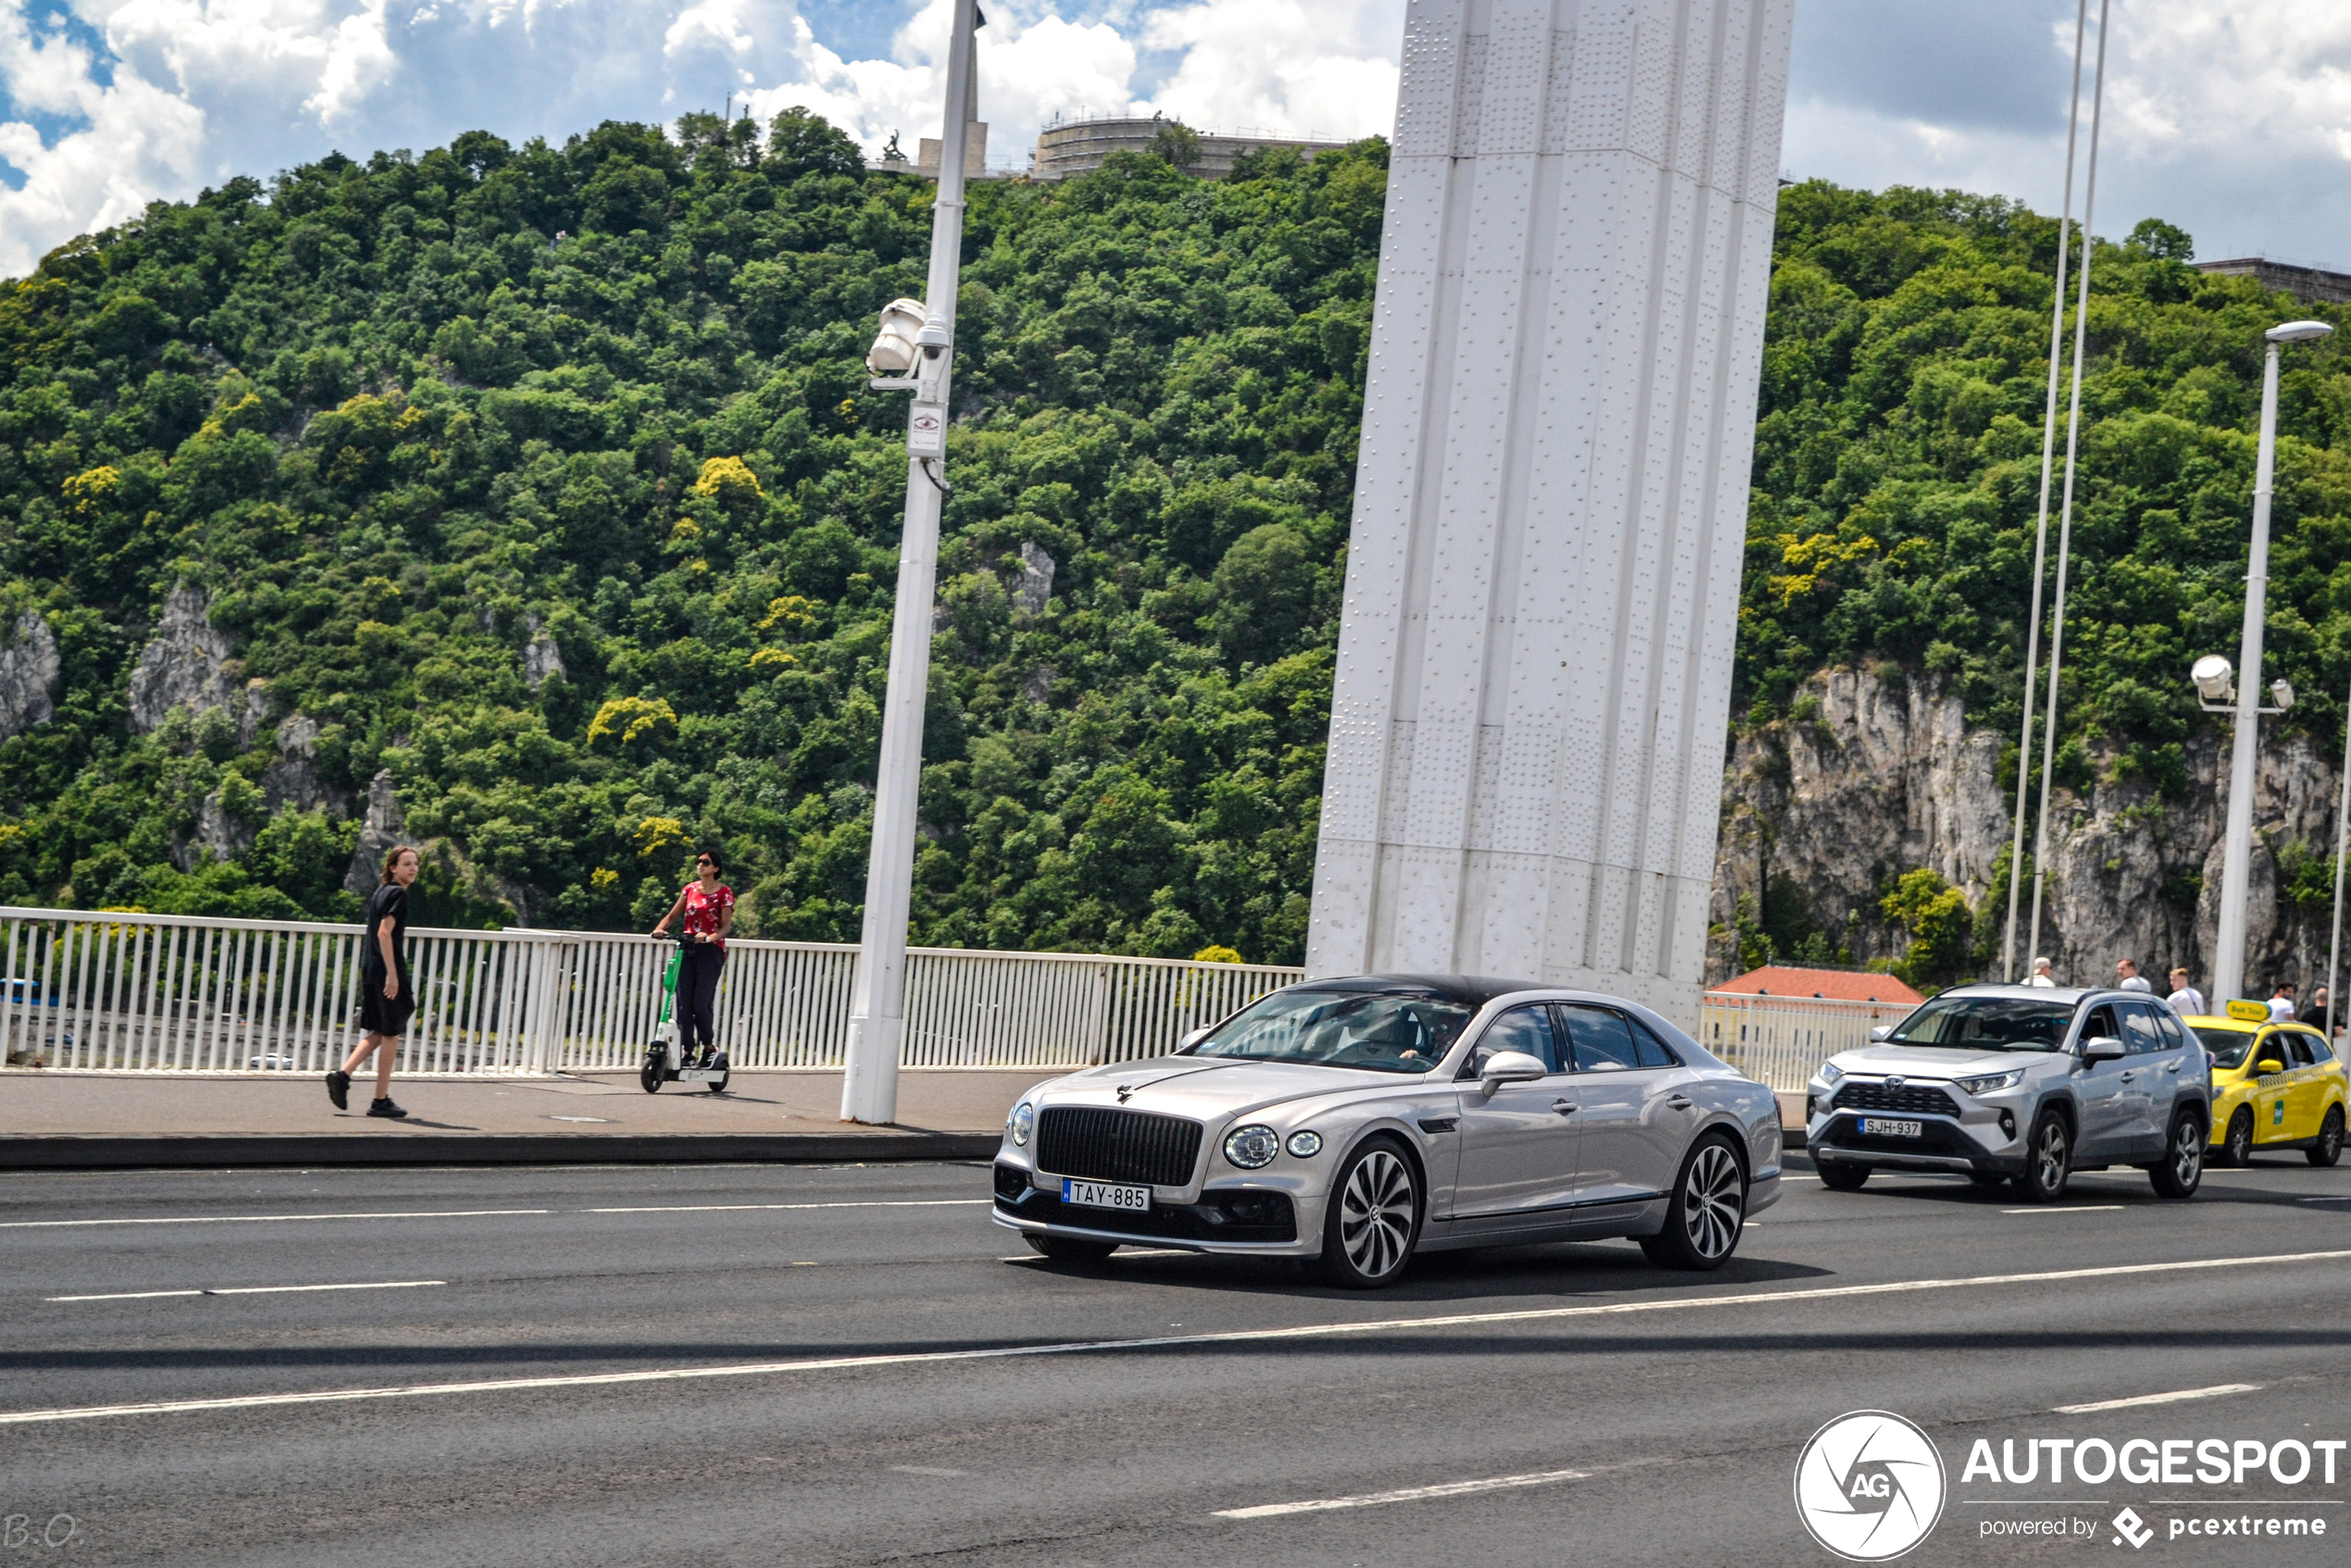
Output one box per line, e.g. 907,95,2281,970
1966,1435,2340,1544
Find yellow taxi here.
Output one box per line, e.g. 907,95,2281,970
2184,1002,2347,1167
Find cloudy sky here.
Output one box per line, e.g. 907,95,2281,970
1,0,2347,280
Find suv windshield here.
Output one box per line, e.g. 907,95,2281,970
1190,989,1473,1074
2191,1027,2258,1071
1885,995,2075,1052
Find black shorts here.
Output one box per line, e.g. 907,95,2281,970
359,969,415,1037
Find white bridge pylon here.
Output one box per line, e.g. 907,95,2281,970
1308,0,1796,1022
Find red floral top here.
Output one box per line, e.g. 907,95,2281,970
682,881,734,949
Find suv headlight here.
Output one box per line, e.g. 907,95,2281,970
1224,1124,1280,1169
1820,1062,1845,1086
1957,1068,2025,1097
1008,1101,1034,1146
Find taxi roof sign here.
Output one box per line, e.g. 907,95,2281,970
2225,999,2270,1023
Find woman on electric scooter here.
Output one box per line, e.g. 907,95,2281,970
650,849,733,1066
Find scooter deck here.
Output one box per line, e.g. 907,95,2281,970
672,1068,728,1083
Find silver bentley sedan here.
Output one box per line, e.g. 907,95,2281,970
991,975,1785,1288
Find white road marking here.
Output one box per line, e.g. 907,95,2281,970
2054,1384,2263,1414
2297,1196,2351,1204
7,1246,2351,1427
2000,1205,2124,1214
588,1213,1001,1222
0,1210,547,1230
889,1465,966,1477
46,1280,444,1303
1215,1466,1590,1519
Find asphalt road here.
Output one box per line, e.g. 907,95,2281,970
6,1153,2351,1567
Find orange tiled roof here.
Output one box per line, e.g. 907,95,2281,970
1713,965,1925,1005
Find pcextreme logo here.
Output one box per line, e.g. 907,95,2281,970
1795,1411,1948,1562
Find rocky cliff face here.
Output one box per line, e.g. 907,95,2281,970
1709,666,2350,994
0,611,59,740
128,588,240,734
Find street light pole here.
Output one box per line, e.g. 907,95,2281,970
2327,675,2351,1039
840,0,981,1126
2212,320,2334,1006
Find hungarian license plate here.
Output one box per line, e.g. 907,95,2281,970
1062,1178,1150,1212
1860,1117,1922,1139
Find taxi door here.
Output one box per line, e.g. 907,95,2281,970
2281,1028,2327,1140
2249,1027,2295,1146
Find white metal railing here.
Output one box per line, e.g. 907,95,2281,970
1698,990,1917,1091
0,906,1302,1076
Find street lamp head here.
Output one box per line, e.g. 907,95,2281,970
865,297,928,376
2191,654,2234,703
2266,320,2335,344
2270,678,2295,711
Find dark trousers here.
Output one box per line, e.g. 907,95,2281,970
679,944,726,1054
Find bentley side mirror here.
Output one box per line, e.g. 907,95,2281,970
2081,1036,2126,1063
1177,1027,1211,1053
1478,1050,1549,1090
1869,1026,1893,1042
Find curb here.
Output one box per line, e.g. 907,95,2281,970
0,1131,1002,1170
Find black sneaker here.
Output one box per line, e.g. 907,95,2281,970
326,1070,351,1111
367,1098,408,1119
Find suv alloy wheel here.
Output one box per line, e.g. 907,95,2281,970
2015,1109,2072,1204
2148,1109,2204,1199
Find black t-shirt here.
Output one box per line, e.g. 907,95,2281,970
363,883,409,975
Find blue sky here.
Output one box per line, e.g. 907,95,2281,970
3,0,2348,278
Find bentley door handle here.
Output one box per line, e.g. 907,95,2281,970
2164,1062,2183,1074
1665,1094,1694,1109
2119,1070,2138,1081
1551,1100,1579,1115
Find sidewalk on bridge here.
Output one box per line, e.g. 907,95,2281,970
0,1069,1051,1169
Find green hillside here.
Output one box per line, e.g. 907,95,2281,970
1,110,2345,964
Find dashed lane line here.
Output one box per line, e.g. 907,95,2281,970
0,1210,549,1229
2054,1383,2263,1414
6,1246,2351,1427
2000,1205,2124,1214
1215,1466,1592,1518
46,1281,445,1303
0,1199,989,1230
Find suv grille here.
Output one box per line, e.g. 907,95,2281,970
1035,1106,1202,1188
1834,1080,1962,1119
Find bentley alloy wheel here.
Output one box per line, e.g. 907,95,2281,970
1641,1135,1747,1270
1317,1139,1420,1289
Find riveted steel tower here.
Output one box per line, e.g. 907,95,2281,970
1307,0,1796,1024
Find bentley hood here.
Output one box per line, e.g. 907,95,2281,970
1039,1056,1409,1121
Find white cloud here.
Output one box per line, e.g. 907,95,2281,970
1783,0,2351,266
6,0,2351,280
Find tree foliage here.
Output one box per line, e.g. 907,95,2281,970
0,114,1381,959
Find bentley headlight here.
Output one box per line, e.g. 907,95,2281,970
1285,1130,1323,1158
1957,1068,2025,1097
1821,1062,1845,1086
1224,1124,1280,1169
1009,1101,1034,1147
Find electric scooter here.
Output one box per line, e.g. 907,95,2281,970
640,931,730,1094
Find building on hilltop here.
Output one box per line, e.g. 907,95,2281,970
1713,965,1924,1006
1031,114,1350,181
2193,257,2351,306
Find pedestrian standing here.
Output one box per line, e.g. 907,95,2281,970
651,848,734,1067
2165,967,2208,1017
2029,956,2057,988
2307,986,2332,1038
2115,958,2152,992
2268,982,2297,1021
328,845,417,1118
